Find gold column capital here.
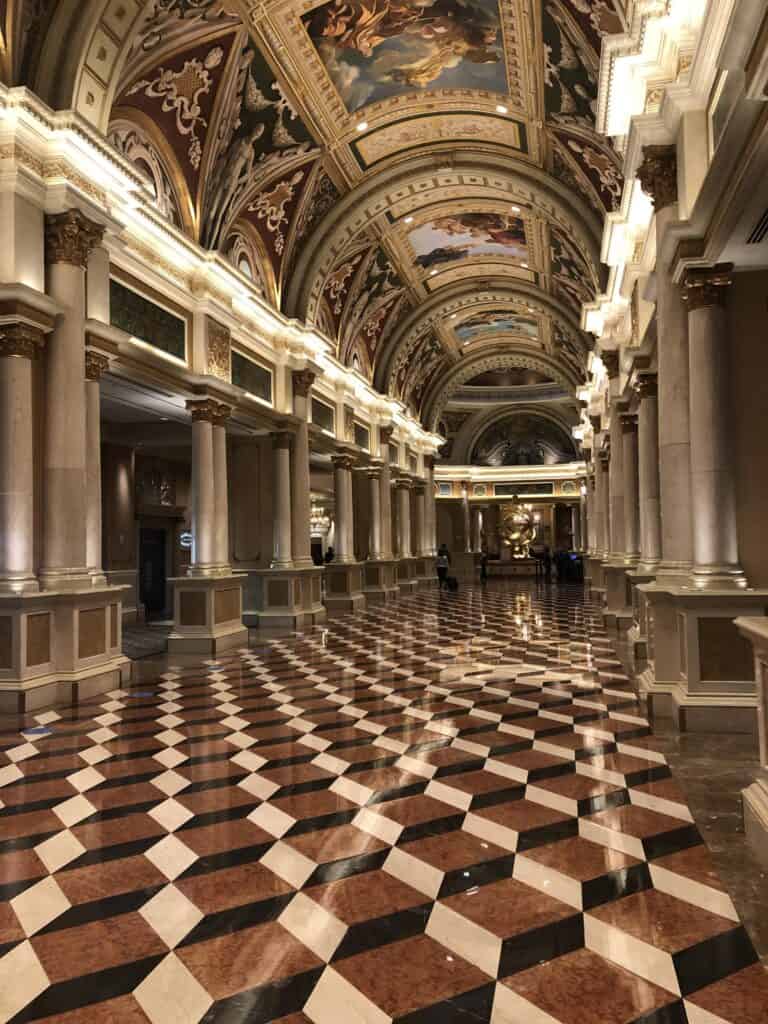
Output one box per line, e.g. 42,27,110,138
292,368,316,398
45,210,105,268
0,322,46,359
681,264,734,310
633,372,658,399
85,350,110,381
187,398,231,424
636,145,678,211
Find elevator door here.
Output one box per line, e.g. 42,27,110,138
139,528,167,618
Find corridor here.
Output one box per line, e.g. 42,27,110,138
0,583,764,1023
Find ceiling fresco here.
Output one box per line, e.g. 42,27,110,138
2,0,627,436
304,0,508,111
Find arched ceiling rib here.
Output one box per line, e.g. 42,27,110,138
3,0,624,427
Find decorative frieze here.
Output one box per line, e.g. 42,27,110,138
601,350,620,378
636,145,678,211
331,453,355,472
206,319,231,381
634,373,658,399
379,424,394,447
681,264,734,310
45,210,104,268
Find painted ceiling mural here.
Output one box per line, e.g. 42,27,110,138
1,0,626,429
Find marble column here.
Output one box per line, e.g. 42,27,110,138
462,482,472,553
424,456,437,555
607,404,625,559
586,471,597,553
0,324,45,592
414,484,427,556
396,479,412,558
212,405,231,572
635,374,662,570
187,400,221,575
621,413,640,563
41,210,104,590
271,430,293,569
379,426,394,559
85,351,109,584
291,369,315,569
332,454,355,563
579,489,588,550
367,467,383,560
638,146,693,580
682,264,746,588
470,506,482,552
597,445,611,556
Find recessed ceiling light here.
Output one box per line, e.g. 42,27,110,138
356,121,368,132
496,104,508,114
404,215,414,224
511,205,521,213
450,314,457,319
430,270,438,276
521,262,529,269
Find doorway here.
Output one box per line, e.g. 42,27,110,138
139,527,167,619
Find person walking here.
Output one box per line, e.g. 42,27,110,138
479,550,488,585
436,544,450,589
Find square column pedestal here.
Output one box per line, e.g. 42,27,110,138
585,556,606,603
396,558,419,594
414,556,437,589
0,587,131,714
168,575,249,655
362,559,399,604
324,563,366,614
733,618,768,869
603,562,635,633
637,584,768,732
243,566,326,630
625,570,656,672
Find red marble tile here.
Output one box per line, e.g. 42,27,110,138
652,844,725,891
284,824,387,863
181,818,274,857
333,934,489,1016
305,869,427,925
56,856,166,904
471,797,573,832
177,922,322,998
176,785,255,815
31,913,166,982
0,900,24,944
0,848,47,885
588,889,737,951
685,962,768,1023
401,831,509,872
442,876,575,937
175,862,292,914
370,793,460,827
270,789,357,821
501,948,680,1024
72,813,165,850
37,995,151,1023
521,836,640,880
583,804,688,838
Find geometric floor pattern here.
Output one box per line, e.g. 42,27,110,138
0,582,765,1023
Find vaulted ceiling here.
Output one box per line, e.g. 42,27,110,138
3,0,624,432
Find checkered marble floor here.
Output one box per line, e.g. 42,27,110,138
0,582,764,1023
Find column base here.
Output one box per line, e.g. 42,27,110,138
242,566,326,630
637,585,768,733
106,570,141,623
625,570,656,671
602,562,634,632
413,556,438,589
324,563,366,614
743,774,768,870
395,558,419,594
168,574,248,654
0,584,131,714
362,559,400,605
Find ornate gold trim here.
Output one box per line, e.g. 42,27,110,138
636,145,677,211
681,264,733,310
292,368,315,397
85,350,110,380
0,323,45,359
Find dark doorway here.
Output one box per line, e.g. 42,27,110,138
139,528,167,618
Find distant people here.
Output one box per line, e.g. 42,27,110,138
324,546,335,563
436,544,451,589
479,551,488,586
542,545,552,583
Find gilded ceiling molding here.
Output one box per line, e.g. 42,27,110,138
286,150,604,322
424,348,581,431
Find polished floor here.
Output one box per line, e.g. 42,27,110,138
0,583,766,1023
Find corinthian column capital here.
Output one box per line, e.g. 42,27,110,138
681,264,733,311
45,210,105,268
636,145,678,211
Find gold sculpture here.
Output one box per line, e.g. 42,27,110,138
499,501,536,558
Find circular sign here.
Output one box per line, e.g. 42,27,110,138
179,531,193,550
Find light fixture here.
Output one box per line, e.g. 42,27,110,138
450,313,457,319
430,270,438,276
521,262,528,269
404,215,414,224
496,104,508,114
356,121,368,132
511,205,521,213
